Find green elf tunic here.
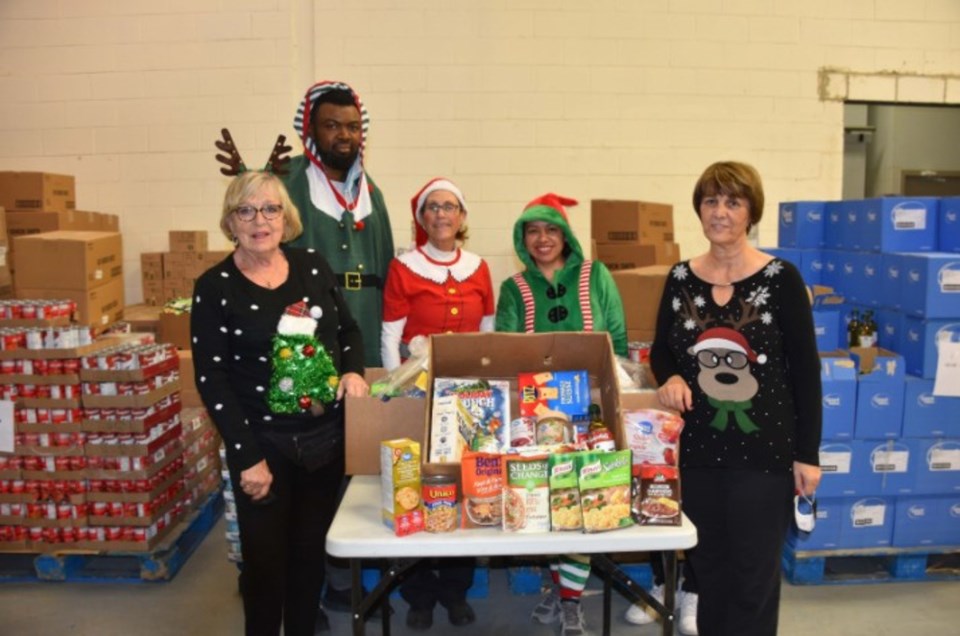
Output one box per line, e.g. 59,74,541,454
284,155,394,367
495,199,627,357
282,81,394,367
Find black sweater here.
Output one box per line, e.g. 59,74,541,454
191,246,365,472
650,258,821,473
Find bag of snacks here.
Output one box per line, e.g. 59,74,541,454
576,449,634,533
622,408,684,469
502,454,550,533
548,452,583,531
460,450,504,528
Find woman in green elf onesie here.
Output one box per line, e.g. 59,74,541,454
495,193,627,636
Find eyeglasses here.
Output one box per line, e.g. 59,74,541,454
234,204,283,222
696,350,749,370
424,202,461,215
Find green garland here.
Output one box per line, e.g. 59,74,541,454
267,333,339,413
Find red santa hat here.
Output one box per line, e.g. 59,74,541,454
409,177,468,246
689,326,766,364
523,193,578,223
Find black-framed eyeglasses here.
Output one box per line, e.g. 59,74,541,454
424,202,461,215
234,204,283,222
696,350,749,370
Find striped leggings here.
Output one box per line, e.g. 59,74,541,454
551,553,591,601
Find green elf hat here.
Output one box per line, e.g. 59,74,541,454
523,193,578,222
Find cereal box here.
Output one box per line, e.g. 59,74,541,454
433,377,511,451
460,450,504,528
576,449,634,533
502,455,551,533
428,394,473,463
548,452,583,531
380,438,424,536
518,370,591,421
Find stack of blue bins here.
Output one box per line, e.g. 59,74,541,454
770,197,960,552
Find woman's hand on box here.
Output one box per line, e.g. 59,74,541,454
337,372,369,400
657,375,692,413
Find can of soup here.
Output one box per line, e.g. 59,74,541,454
421,474,458,533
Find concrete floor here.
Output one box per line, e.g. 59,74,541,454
0,517,958,636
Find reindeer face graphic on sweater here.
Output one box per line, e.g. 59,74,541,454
671,264,778,435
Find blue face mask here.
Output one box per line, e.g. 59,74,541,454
794,493,817,533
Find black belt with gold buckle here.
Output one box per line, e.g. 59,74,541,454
338,272,381,291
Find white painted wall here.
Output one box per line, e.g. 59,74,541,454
1,0,958,303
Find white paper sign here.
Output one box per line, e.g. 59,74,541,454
819,450,852,474
929,448,960,472
852,503,886,528
933,341,960,396
893,206,927,230
0,400,14,453
872,449,909,473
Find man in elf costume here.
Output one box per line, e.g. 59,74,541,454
283,80,394,368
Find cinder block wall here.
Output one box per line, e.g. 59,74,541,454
1,0,958,304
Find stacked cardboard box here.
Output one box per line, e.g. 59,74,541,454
13,231,124,330
610,265,672,342
142,231,229,306
591,200,680,271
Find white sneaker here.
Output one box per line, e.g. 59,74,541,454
678,590,699,636
623,583,664,625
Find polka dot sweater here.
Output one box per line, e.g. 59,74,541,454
650,258,822,473
190,246,365,472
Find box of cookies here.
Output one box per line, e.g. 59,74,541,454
380,438,425,536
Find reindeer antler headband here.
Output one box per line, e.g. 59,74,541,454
214,128,292,176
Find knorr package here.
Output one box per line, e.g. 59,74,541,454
548,452,583,531
576,449,634,533
502,454,550,533
460,450,504,529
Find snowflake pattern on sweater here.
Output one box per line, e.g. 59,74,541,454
649,258,822,473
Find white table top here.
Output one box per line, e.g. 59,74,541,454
327,475,698,559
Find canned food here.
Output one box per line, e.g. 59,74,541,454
535,413,573,446
421,475,458,533
628,340,652,364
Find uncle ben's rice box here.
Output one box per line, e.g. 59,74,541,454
381,438,424,536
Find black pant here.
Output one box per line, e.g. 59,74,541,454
682,467,793,636
231,436,345,636
399,558,475,611
649,552,698,593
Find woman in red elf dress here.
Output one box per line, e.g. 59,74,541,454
380,178,494,631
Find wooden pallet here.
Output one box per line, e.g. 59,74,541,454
0,490,223,583
782,544,960,585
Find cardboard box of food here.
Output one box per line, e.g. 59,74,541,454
612,265,671,332
0,171,75,213
591,200,674,243
159,312,191,350
423,332,622,480
141,252,164,281
345,368,426,475
16,277,124,330
169,230,208,252
596,242,679,271
177,349,203,408
13,231,123,291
